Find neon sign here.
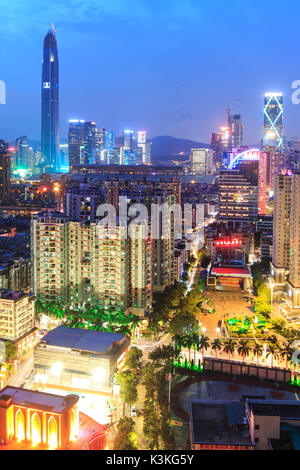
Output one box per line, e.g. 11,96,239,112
228,148,260,169
214,238,242,247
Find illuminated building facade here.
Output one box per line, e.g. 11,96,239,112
34,326,129,392
0,140,11,205
41,30,59,171
287,173,300,307
190,148,213,175
15,136,29,170
229,114,243,148
0,290,36,356
64,183,103,222
137,131,151,164
271,173,292,284
0,386,79,449
31,212,152,315
263,92,283,149
219,151,259,227
68,120,96,166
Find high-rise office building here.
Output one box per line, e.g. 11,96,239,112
137,131,151,164
263,92,283,149
15,136,28,169
41,29,59,171
95,127,106,163
68,120,96,166
271,172,292,284
123,129,134,150
0,140,11,205
229,114,243,148
190,148,213,175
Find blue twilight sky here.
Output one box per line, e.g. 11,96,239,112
0,0,300,144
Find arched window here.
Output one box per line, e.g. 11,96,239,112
48,416,58,449
70,408,76,441
31,412,41,446
15,409,25,442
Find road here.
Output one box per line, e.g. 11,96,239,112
8,350,34,387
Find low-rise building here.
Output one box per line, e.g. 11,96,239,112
0,385,106,450
34,326,129,393
190,400,254,450
0,290,36,355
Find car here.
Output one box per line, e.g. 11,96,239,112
130,406,137,417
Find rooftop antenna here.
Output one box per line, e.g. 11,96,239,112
51,23,56,35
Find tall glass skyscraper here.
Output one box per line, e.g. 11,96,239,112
263,92,283,149
41,29,59,171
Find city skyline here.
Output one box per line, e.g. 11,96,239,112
1,0,300,144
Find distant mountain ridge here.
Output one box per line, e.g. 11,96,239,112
150,135,210,163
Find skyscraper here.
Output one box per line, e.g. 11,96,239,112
271,172,292,284
137,131,151,164
41,29,59,171
15,136,28,169
68,120,96,166
219,150,259,228
263,92,283,149
229,114,243,148
0,140,11,205
190,148,213,175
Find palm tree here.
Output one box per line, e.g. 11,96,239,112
199,335,210,363
266,344,279,368
211,338,222,359
280,344,293,369
237,340,251,363
223,338,236,361
252,342,263,366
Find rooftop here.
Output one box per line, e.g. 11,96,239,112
0,386,78,413
40,326,126,355
190,400,252,447
211,266,251,277
0,290,31,301
246,399,300,419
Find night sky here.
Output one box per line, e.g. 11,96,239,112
1,0,300,144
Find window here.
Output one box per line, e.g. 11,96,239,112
255,437,259,443
255,424,260,430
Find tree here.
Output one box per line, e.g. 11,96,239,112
5,342,17,362
115,370,139,407
148,344,176,372
252,342,263,366
280,344,293,369
113,417,138,450
266,344,279,368
237,340,251,363
223,338,236,361
211,338,222,359
168,310,198,337
125,347,143,370
199,335,210,363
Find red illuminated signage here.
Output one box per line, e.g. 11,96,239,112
214,238,242,247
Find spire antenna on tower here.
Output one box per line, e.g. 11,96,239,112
51,23,56,34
